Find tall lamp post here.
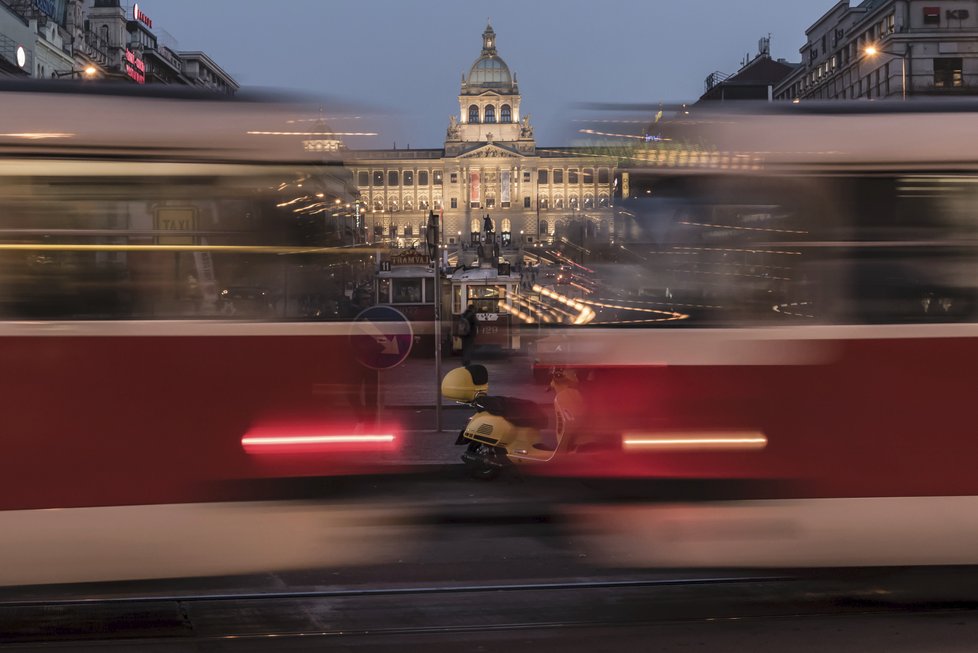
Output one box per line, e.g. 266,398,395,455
864,44,907,100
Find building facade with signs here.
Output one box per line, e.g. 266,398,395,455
774,0,978,101
349,24,617,248
0,0,236,91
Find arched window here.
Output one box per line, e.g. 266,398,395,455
540,220,549,235
484,105,496,124
419,196,429,211
468,105,480,124
583,193,594,209
598,193,609,208
569,194,579,209
500,104,511,123
553,194,564,209
373,198,384,211
404,197,414,211
538,196,549,210
388,199,398,212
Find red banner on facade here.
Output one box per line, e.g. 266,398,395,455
470,171,481,205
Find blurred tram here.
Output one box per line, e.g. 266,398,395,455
536,101,978,568
0,83,409,586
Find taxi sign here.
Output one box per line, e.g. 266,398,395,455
350,306,413,370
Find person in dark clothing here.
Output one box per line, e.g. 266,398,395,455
460,304,477,366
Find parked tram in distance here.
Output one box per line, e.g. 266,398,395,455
0,83,407,586
532,101,978,568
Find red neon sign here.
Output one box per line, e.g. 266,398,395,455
133,3,153,28
125,48,145,84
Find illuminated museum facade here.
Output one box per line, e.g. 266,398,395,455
349,24,617,247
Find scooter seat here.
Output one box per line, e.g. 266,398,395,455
474,396,549,430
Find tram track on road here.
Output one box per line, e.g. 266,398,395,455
4,573,978,648
0,574,786,609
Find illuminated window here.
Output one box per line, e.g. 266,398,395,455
934,58,963,88
538,196,549,210
434,170,443,185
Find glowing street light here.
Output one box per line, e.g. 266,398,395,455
864,44,906,100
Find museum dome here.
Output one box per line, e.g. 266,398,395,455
466,24,515,90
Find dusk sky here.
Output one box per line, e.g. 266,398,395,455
147,0,825,148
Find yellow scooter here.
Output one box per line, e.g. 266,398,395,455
441,365,585,480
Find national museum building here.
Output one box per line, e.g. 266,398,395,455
348,24,617,248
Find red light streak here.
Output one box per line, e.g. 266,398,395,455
242,432,398,454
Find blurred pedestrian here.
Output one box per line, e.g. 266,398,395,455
458,303,477,366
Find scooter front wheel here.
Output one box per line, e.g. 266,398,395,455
464,442,502,481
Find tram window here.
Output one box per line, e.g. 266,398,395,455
0,168,365,321
453,285,462,314
424,277,435,303
392,279,422,303
377,278,391,303
468,286,504,300
844,176,978,323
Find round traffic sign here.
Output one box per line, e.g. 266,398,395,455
350,305,414,370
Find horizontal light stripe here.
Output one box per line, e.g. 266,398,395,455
242,435,395,447
622,432,767,451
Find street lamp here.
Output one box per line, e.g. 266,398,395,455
53,66,98,80
864,44,906,100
